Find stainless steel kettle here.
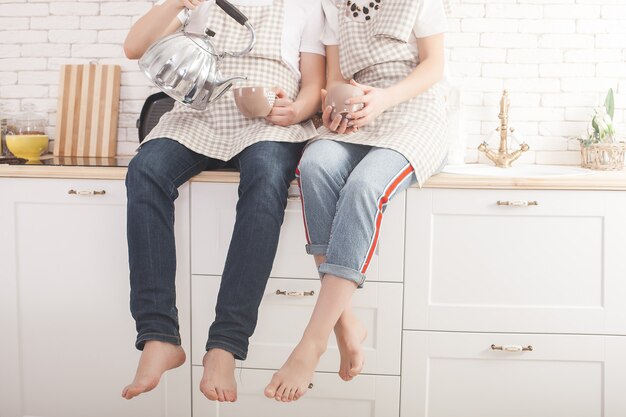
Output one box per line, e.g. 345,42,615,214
139,0,256,111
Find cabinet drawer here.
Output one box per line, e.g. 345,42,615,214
400,331,626,417
1,177,128,204
191,182,405,282
191,275,403,375
404,188,626,334
192,366,400,417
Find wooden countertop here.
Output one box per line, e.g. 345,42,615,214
1,163,626,190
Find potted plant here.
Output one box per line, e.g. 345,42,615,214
579,88,625,170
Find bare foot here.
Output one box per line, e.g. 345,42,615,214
122,340,186,400
200,348,237,402
264,340,325,402
334,313,367,381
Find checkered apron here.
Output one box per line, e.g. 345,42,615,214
317,0,448,186
144,0,316,160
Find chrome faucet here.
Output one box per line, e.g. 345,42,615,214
478,90,529,168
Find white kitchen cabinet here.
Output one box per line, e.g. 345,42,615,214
400,330,626,417
188,182,405,416
0,178,191,417
191,275,403,375
3,170,626,417
191,366,400,417
404,188,626,335
191,182,405,283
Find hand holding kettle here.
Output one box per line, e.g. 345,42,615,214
139,0,257,110
124,0,206,59
177,0,204,10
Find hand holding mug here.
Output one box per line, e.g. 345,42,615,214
266,88,302,127
321,90,351,134
345,80,392,129
321,83,364,134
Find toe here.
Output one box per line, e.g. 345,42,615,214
293,384,309,401
264,387,276,399
349,364,363,377
225,389,237,402
275,384,287,402
339,363,353,381
216,388,226,402
339,369,349,381
201,384,219,401
286,387,296,402
129,377,158,397
264,374,280,399
124,385,141,400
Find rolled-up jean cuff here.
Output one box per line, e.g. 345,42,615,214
318,262,366,288
135,332,181,351
206,340,247,361
306,244,328,255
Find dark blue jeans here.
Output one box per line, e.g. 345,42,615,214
126,138,304,360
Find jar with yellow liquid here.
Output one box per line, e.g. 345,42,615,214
6,109,49,162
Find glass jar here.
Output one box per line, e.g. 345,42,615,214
1,118,10,157
5,109,49,161
7,110,48,136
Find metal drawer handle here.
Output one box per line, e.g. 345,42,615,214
68,189,106,196
491,344,533,352
497,200,538,207
275,289,315,297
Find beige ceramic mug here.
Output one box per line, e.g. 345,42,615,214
233,87,277,118
325,84,364,121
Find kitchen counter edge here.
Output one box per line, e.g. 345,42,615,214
1,165,626,190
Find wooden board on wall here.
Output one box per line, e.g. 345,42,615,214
54,64,121,158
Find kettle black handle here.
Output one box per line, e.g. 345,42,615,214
215,0,256,57
216,0,248,26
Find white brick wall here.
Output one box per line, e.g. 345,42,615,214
0,0,625,165
447,0,626,164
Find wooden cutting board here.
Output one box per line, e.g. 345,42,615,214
54,64,121,157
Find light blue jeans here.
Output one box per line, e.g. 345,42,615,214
297,140,416,287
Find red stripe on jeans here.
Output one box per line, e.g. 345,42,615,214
295,166,312,244
360,164,414,274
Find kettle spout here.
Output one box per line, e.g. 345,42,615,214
219,75,248,84
219,75,246,85
208,75,246,103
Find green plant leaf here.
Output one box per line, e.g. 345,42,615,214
592,117,599,134
604,88,615,120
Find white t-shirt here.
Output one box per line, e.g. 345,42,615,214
320,0,447,53
156,0,325,79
